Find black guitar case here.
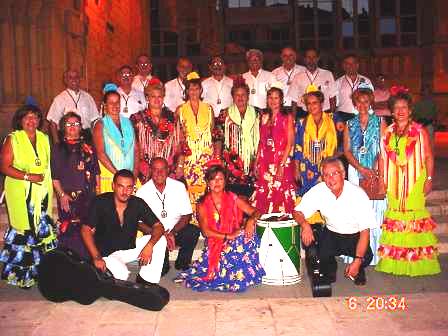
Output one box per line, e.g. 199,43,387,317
37,248,170,311
305,225,332,297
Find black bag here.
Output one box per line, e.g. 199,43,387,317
37,248,170,311
304,225,332,298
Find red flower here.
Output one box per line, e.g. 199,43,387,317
206,158,223,168
181,143,192,156
390,85,409,96
159,118,169,132
167,122,175,133
148,77,162,86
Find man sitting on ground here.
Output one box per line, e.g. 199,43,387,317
136,157,200,274
293,157,376,285
81,169,166,285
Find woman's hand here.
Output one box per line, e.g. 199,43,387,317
59,193,73,212
358,167,375,179
244,220,255,242
227,230,240,240
28,173,44,183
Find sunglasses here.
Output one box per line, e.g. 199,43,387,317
65,121,81,127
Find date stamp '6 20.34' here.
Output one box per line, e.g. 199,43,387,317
346,296,408,311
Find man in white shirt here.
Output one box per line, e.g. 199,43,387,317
286,48,336,117
164,57,193,112
335,54,373,123
47,69,100,144
136,157,200,273
117,65,147,118
293,157,375,286
131,54,154,93
242,49,276,110
272,47,305,109
202,56,233,117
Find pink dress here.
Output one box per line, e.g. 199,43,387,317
251,112,296,214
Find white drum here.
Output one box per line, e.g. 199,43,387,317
257,213,301,286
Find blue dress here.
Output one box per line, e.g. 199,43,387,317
344,114,386,265
177,233,265,292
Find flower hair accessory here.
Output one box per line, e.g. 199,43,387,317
205,158,224,168
390,85,409,96
305,84,319,93
147,77,162,86
186,72,200,81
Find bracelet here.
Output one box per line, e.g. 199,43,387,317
60,192,65,198
427,176,433,181
355,256,364,261
93,255,102,261
23,173,29,181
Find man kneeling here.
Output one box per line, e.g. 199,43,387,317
293,157,376,286
81,169,166,285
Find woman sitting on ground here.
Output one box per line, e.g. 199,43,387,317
176,164,265,292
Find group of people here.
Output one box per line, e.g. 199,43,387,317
0,47,440,294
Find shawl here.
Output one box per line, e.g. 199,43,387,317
202,192,242,279
102,115,135,170
5,130,52,232
225,105,259,174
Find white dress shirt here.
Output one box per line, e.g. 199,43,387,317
131,74,153,93
286,68,336,111
294,181,377,234
242,69,276,109
164,77,185,112
47,88,99,129
335,74,373,114
202,76,233,117
117,87,147,118
272,64,306,107
136,177,193,231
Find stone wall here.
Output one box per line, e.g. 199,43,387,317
0,0,150,139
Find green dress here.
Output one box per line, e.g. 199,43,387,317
376,122,440,276
0,130,57,288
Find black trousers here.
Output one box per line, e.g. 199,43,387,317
163,224,200,272
313,225,373,276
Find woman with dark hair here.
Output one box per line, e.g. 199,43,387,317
251,87,296,214
213,76,259,197
293,89,337,222
0,105,56,288
176,72,214,224
342,86,386,265
93,90,138,193
51,112,99,258
376,88,440,276
176,164,264,292
131,80,181,183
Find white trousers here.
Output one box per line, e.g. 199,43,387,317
103,235,167,284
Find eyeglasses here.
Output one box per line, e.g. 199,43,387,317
322,170,343,178
65,121,81,127
211,61,224,67
121,73,132,78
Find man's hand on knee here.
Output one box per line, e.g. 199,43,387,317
138,243,154,265
301,224,315,247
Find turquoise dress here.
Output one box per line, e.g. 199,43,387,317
344,114,386,265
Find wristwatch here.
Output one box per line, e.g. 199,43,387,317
355,256,364,261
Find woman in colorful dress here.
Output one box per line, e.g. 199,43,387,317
342,87,386,265
51,112,99,258
0,105,57,288
131,80,181,183
376,89,440,276
252,87,296,214
177,165,265,292
214,76,259,197
294,90,337,197
93,91,138,193
176,72,214,223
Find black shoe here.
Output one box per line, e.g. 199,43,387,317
135,274,158,287
354,269,366,286
174,262,190,271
